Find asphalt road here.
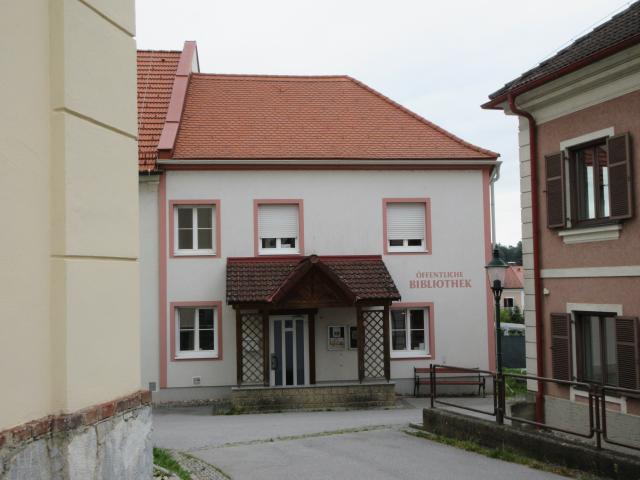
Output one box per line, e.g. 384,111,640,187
152,400,566,480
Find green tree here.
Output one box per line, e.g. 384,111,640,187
496,241,522,265
510,305,524,324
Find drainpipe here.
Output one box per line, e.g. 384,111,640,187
489,162,502,247
507,93,545,424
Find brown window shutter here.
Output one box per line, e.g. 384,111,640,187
545,152,566,228
614,316,639,390
608,133,633,220
550,313,571,380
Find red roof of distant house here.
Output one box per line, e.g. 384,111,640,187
137,50,182,172
503,265,524,290
171,74,498,160
226,255,400,305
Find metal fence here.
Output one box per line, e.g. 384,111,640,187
428,364,640,453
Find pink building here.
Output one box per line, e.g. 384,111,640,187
484,3,640,448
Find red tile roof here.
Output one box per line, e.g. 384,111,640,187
137,50,182,172
172,74,498,160
226,255,401,305
503,265,524,290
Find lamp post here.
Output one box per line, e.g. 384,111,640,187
486,247,508,424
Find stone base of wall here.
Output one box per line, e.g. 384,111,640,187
422,408,640,480
231,382,396,412
152,385,233,406
0,391,152,480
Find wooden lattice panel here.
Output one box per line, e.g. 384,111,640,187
363,310,385,379
241,314,264,384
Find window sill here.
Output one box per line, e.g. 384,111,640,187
391,351,430,360
172,250,218,258
386,250,430,255
391,355,432,361
174,352,219,361
570,386,627,413
258,250,301,256
558,224,621,245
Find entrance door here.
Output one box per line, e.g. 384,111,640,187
270,315,309,386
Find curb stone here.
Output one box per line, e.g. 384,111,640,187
173,450,231,480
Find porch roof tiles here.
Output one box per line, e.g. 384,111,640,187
226,255,401,305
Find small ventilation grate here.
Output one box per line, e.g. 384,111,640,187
192,376,201,386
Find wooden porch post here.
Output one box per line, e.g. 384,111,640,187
262,310,270,386
308,311,316,385
236,309,243,385
357,305,364,382
383,303,391,382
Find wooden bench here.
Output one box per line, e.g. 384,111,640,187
414,366,486,397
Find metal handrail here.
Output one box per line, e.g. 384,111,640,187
429,364,497,417
429,366,640,452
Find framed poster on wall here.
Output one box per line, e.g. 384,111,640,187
327,326,346,350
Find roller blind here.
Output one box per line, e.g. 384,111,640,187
258,204,299,239
387,203,425,240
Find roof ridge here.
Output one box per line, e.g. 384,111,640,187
192,72,351,81
137,49,182,54
345,76,499,159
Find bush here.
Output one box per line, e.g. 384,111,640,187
510,306,524,324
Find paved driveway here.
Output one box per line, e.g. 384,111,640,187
152,399,566,480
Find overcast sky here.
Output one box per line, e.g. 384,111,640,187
136,0,629,246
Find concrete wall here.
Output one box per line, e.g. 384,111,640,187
0,0,53,430
139,177,160,391
0,0,149,477
141,167,492,396
501,288,524,313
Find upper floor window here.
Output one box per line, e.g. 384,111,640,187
384,200,430,254
257,202,301,255
546,133,633,230
173,204,217,256
503,297,514,309
573,142,610,222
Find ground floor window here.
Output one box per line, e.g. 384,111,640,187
176,306,218,359
576,312,618,386
391,307,429,357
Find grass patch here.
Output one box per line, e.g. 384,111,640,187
504,368,528,397
223,405,245,415
405,429,600,479
153,447,192,480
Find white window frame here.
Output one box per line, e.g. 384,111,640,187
390,307,429,358
566,302,626,411
257,203,300,256
259,237,299,255
174,205,216,256
503,297,514,309
175,306,218,359
385,202,428,253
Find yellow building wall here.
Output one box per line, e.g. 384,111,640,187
0,0,139,429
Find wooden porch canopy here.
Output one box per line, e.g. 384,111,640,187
226,255,401,386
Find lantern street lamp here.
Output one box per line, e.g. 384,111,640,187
485,247,508,423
